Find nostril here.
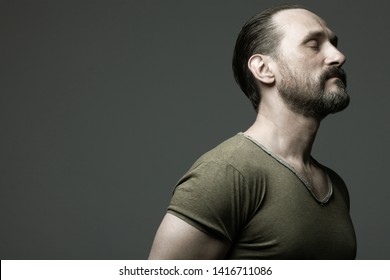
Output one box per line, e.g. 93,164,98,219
327,51,346,67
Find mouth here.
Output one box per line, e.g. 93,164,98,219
326,72,343,80
323,68,347,86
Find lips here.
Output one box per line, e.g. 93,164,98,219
328,74,341,80
324,67,347,86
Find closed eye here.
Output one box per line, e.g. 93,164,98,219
306,39,320,49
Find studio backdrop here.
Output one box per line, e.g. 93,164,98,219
1,0,389,259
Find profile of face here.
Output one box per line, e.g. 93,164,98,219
277,60,349,120
273,9,350,119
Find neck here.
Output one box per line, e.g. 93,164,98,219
244,102,321,166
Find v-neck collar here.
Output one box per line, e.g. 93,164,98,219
238,132,333,205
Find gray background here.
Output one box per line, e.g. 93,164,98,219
1,0,389,259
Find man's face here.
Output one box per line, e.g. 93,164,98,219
277,58,349,119
272,9,350,119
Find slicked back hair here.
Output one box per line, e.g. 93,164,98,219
232,4,303,111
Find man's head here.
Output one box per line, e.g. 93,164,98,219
232,4,349,118
232,4,301,111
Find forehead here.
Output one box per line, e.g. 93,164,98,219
272,9,335,42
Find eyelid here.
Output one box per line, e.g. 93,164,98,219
306,39,319,48
303,31,338,49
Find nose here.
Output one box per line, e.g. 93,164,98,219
324,43,346,67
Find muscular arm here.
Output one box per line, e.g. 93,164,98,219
148,213,230,259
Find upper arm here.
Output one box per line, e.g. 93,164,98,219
148,213,230,259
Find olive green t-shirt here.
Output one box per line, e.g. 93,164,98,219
168,133,357,259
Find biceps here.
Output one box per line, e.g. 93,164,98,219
148,213,230,259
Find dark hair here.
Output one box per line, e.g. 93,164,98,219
232,4,303,111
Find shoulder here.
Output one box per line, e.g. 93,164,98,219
171,133,271,212
190,134,274,177
169,134,268,241
174,134,252,193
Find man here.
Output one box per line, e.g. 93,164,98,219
148,4,357,259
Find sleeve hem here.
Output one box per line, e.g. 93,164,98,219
167,209,232,243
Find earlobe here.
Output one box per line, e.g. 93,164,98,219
248,54,275,84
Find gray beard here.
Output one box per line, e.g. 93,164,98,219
277,65,350,120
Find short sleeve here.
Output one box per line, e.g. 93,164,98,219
167,160,253,242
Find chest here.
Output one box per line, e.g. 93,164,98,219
229,173,356,259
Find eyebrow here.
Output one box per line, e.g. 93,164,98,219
302,31,338,46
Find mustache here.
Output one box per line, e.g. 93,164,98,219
321,67,347,87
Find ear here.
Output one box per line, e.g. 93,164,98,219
248,54,275,85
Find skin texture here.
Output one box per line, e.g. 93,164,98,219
148,8,348,259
